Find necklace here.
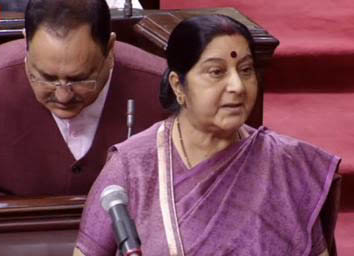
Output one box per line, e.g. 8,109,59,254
176,116,243,169
176,116,192,168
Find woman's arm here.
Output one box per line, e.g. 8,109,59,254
73,151,129,256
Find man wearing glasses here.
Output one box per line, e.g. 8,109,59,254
0,0,166,196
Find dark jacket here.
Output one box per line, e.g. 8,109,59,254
0,39,167,196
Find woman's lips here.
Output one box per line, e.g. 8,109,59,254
221,103,243,108
221,103,244,113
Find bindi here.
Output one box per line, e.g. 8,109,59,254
230,51,237,58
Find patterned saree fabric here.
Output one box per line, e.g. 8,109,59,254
77,117,340,256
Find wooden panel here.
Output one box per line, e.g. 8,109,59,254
0,11,24,44
0,230,78,256
0,195,85,255
0,195,85,232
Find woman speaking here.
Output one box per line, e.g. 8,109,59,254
74,15,339,256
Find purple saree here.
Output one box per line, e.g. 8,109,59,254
76,117,340,256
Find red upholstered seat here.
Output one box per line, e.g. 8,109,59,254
336,212,354,256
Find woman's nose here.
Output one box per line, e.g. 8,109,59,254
226,71,245,94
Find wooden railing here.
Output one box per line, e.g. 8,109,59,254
0,195,86,256
0,195,86,232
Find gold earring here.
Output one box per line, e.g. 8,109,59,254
177,95,184,105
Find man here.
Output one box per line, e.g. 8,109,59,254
0,0,166,196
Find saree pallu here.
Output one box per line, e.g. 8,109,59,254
77,118,340,256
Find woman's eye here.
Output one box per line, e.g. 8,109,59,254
239,66,255,76
208,68,225,77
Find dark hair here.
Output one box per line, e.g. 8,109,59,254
159,14,256,113
25,0,111,55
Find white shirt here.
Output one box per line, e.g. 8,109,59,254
106,0,143,9
52,70,113,160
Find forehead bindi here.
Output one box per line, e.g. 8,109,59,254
230,51,237,58
198,35,252,64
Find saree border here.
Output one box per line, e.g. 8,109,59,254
157,121,185,256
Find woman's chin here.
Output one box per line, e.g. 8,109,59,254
212,119,245,136
221,116,246,130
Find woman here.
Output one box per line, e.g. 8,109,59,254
74,15,339,256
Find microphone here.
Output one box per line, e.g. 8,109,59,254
101,185,142,256
127,99,135,138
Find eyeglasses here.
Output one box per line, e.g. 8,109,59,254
28,78,98,94
25,57,106,94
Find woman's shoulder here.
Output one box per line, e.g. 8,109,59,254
95,121,164,189
243,125,341,174
246,125,336,159
108,121,163,160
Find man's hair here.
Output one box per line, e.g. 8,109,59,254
25,0,111,55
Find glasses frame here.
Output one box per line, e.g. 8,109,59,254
25,56,107,93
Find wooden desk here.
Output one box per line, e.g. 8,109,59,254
0,175,341,256
0,230,78,256
0,11,24,43
0,195,85,256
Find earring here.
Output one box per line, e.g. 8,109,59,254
177,95,184,105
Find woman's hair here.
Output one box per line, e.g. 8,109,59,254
159,14,256,113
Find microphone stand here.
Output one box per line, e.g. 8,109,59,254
123,0,133,17
127,99,135,138
109,0,143,21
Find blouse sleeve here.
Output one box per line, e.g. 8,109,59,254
76,148,128,256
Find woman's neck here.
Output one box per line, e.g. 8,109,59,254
172,113,241,169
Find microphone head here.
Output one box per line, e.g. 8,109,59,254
100,185,128,212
